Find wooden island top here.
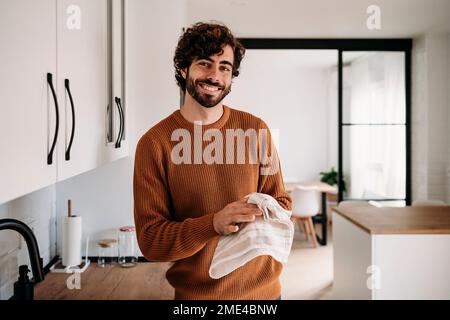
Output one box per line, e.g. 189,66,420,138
332,205,450,235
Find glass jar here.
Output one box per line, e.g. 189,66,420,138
97,239,118,268
118,226,138,268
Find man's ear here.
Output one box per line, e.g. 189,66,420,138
181,68,187,79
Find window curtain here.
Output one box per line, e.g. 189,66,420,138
346,52,405,199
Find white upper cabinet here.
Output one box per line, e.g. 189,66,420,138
0,0,58,204
0,0,127,205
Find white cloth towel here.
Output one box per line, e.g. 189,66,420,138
209,192,294,279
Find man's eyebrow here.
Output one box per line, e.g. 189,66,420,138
197,57,233,67
220,60,233,67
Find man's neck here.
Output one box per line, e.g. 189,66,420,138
180,94,224,125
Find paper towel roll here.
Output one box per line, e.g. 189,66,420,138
62,215,82,267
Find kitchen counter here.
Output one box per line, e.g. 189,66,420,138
34,262,174,300
333,205,450,234
331,206,450,299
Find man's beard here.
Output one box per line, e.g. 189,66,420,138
185,76,232,109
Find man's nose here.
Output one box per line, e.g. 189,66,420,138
206,66,220,83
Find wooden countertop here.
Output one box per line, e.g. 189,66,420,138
332,205,450,235
284,181,337,194
34,262,174,300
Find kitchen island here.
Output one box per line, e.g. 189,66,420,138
332,205,450,300
35,262,174,300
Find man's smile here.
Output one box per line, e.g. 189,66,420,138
198,82,222,94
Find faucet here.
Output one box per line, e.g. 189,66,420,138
0,218,44,300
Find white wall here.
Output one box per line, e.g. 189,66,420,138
326,67,339,170
411,35,428,201
425,34,449,202
412,33,450,203
225,50,334,181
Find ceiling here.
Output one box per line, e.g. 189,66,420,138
186,0,450,38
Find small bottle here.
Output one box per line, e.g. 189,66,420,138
118,226,138,268
13,265,34,300
97,239,118,267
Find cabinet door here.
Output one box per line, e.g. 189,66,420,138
0,0,58,204
104,0,128,162
56,0,109,181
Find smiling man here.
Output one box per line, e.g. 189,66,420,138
133,22,291,300
182,45,233,109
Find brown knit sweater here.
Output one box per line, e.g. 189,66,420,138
133,105,292,300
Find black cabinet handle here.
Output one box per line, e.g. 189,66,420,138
47,73,59,165
117,97,124,143
114,96,124,148
64,79,76,161
106,103,111,142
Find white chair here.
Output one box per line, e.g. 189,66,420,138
291,186,320,248
412,199,447,207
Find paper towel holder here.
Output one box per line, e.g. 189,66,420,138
50,236,90,274
50,200,91,273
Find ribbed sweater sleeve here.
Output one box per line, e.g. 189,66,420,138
257,120,292,211
133,135,219,262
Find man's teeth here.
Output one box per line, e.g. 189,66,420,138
200,83,220,92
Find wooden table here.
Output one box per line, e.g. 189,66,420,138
34,262,174,300
285,181,337,246
284,181,337,195
332,205,450,299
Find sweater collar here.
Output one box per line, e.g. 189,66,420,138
172,105,231,131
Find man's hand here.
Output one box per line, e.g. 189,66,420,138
213,198,263,236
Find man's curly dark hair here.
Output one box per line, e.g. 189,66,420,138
174,22,246,92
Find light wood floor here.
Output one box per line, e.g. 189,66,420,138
280,221,333,300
